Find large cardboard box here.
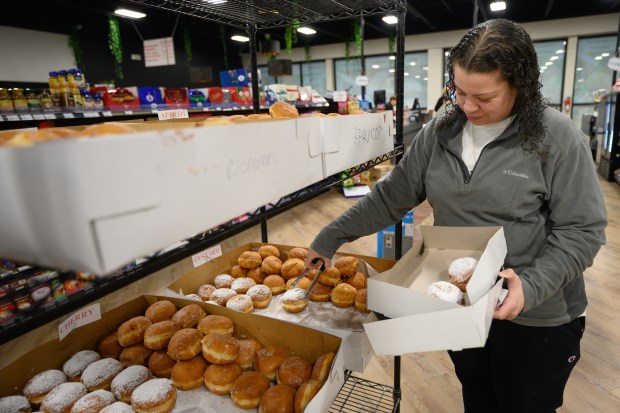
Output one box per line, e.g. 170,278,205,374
0,119,323,274
0,295,344,413
364,226,507,355
167,242,397,372
321,112,394,178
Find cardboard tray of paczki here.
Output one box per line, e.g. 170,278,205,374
167,243,397,373
0,295,343,413
364,226,508,355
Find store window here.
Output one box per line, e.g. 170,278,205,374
337,51,428,108
258,61,325,96
534,40,566,105
573,35,617,124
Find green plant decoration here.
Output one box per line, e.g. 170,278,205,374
304,43,312,62
69,28,84,70
184,27,193,66
284,19,300,55
108,16,124,80
219,24,229,69
353,21,362,57
388,34,396,55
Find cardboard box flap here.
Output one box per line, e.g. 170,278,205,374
296,117,323,157
364,307,486,354
466,227,507,303
419,225,502,250
473,278,504,340
322,116,341,154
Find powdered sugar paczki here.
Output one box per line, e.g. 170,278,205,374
425,281,464,304
448,257,478,282
111,365,151,400
213,274,235,289
210,288,237,306
226,294,253,312
62,350,100,379
0,395,30,413
23,369,67,400
230,277,256,294
40,381,87,413
71,389,115,412
247,284,271,301
100,401,134,412
80,358,123,389
131,378,176,408
282,288,306,302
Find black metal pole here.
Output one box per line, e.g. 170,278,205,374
473,0,479,26
249,23,260,114
360,15,366,101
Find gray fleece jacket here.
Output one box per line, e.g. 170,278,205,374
311,107,607,327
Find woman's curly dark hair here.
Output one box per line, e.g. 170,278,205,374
438,19,548,158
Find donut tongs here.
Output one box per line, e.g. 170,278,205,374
290,257,325,299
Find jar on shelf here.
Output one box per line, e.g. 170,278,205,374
57,70,69,89
68,68,85,88
72,88,84,111
26,89,42,112
48,71,59,89
81,89,94,110
11,88,29,112
40,89,54,111
0,88,14,113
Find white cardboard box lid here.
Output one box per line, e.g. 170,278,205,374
322,112,392,154
368,226,507,318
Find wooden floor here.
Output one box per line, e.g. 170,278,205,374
221,175,620,413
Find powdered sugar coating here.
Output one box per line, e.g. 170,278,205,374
23,369,67,400
0,395,30,413
212,274,235,289
282,288,306,302
425,281,464,304
100,401,133,413
40,382,86,413
210,288,237,306
247,284,272,301
80,358,123,389
130,378,176,409
70,389,115,412
448,257,478,282
111,365,151,401
197,284,216,301
62,350,100,380
226,294,253,312
230,277,256,294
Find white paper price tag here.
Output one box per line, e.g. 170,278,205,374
58,303,101,341
102,111,113,117
333,91,347,102
19,114,34,120
157,109,189,120
192,244,223,268
33,114,46,120
44,114,57,119
83,111,100,118
64,113,75,119
124,110,134,115
6,115,20,121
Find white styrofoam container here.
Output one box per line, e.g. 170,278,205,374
321,111,394,178
363,226,507,354
0,119,323,273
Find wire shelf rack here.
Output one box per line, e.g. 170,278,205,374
329,371,400,413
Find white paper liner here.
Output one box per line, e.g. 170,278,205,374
173,387,251,413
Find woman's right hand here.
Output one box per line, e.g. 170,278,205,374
305,248,331,269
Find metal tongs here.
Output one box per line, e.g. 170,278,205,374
290,257,326,299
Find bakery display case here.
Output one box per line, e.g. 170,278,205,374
1,1,409,412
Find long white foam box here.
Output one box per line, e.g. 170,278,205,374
0,119,324,273
321,111,394,178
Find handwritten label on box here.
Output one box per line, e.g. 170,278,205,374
157,109,189,121
192,244,223,268
59,303,101,341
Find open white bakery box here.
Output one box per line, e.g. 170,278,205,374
363,226,508,354
0,113,392,275
0,295,344,413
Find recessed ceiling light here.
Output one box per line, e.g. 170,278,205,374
410,62,416,66
231,35,250,42
602,52,610,57
389,69,395,73
404,72,409,76
576,67,583,71
556,49,564,54
204,0,227,4
114,9,146,19
545,61,553,66
382,15,398,24
297,27,316,35
490,1,506,12
415,75,420,79
595,56,603,60
550,56,559,61
422,66,428,70
372,64,380,69
389,55,396,61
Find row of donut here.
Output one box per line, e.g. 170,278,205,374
189,246,369,313
0,299,335,413
0,101,369,147
425,257,479,304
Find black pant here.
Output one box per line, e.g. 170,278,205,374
448,317,585,413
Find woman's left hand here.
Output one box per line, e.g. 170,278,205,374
493,268,525,320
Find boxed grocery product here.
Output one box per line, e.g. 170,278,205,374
363,226,507,354
321,111,394,178
219,68,250,87
163,87,190,109
189,88,209,109
138,87,166,110
0,295,344,413
167,242,397,372
103,87,141,110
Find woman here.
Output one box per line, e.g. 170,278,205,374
307,19,607,412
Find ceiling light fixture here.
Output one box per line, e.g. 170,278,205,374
297,27,316,35
231,35,250,42
389,55,396,60
490,1,506,12
389,69,395,73
204,0,227,4
382,15,398,24
372,64,380,69
114,8,146,19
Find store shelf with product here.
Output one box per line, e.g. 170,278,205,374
1,1,408,411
